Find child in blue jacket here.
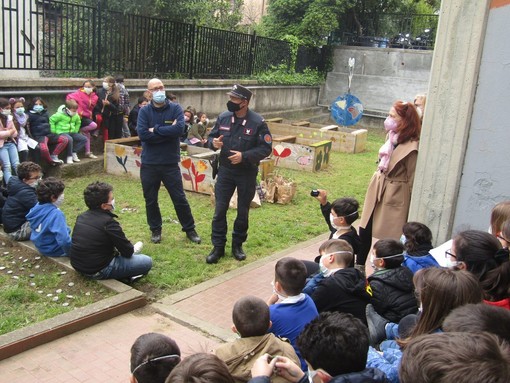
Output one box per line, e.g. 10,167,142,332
26,177,71,257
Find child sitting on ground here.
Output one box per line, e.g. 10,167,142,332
215,295,299,383
309,239,371,324
26,177,71,257
166,353,234,383
401,222,439,273
249,312,389,383
130,332,181,383
49,99,87,164
1,161,41,240
367,239,418,323
267,257,318,371
70,181,152,282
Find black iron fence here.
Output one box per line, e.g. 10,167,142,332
330,12,439,50
1,0,292,78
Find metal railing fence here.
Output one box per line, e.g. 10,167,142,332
1,0,292,78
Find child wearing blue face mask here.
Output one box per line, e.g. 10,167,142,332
27,97,68,166
400,222,440,274
26,177,71,257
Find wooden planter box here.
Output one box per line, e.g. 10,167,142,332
104,137,216,195
266,118,367,154
271,135,332,172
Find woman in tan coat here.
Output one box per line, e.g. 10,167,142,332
358,100,421,265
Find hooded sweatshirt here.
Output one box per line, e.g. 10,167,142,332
1,176,37,233
311,268,371,324
26,202,71,257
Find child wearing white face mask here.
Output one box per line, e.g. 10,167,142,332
307,191,362,274
266,257,318,372
367,239,418,325
0,97,20,185
49,99,87,164
26,177,71,257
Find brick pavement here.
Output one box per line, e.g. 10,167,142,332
0,234,329,382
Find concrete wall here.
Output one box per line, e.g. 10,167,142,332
0,78,320,117
320,46,433,113
452,2,510,231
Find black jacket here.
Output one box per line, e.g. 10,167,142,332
368,266,418,323
207,109,272,170
311,268,371,324
1,177,37,233
70,209,134,274
28,110,51,137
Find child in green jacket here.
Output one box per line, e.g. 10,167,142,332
49,99,87,164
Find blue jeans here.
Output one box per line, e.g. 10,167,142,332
0,142,20,184
59,133,87,156
140,163,195,233
92,254,152,280
212,166,257,246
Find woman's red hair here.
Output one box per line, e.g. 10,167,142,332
394,100,421,143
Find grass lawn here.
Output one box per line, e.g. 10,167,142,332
60,129,386,301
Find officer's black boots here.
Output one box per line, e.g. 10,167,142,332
232,243,247,261
206,246,225,264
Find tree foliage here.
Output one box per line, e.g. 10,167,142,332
75,0,244,31
257,0,440,47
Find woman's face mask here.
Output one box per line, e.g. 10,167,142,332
33,105,44,113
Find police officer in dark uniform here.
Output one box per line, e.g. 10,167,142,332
206,84,272,264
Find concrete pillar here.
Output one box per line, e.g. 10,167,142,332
408,0,492,244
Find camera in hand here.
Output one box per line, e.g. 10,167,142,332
310,189,319,197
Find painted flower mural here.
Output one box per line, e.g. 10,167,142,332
114,145,128,173
181,157,207,191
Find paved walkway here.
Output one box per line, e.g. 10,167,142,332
0,234,329,383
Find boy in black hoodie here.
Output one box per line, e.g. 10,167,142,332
310,239,371,324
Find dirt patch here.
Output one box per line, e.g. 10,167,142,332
0,240,115,335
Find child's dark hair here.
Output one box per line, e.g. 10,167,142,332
183,109,194,122
82,79,95,87
402,221,433,254
331,197,359,225
165,353,234,383
297,312,369,376
17,161,41,181
137,96,148,105
232,296,270,337
319,239,353,266
27,97,48,110
36,177,65,203
166,93,177,101
0,97,10,108
130,332,181,383
274,257,307,296
114,74,125,83
9,97,26,108
374,239,405,269
443,303,510,344
83,181,112,209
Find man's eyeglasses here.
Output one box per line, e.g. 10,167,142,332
445,249,456,259
149,85,164,92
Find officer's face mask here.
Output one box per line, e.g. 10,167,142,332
227,100,243,112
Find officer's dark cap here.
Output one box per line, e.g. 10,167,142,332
227,84,252,101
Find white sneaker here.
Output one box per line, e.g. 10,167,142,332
85,152,98,159
66,156,74,164
72,153,80,162
50,155,63,164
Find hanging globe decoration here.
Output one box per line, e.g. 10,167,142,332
330,93,364,126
